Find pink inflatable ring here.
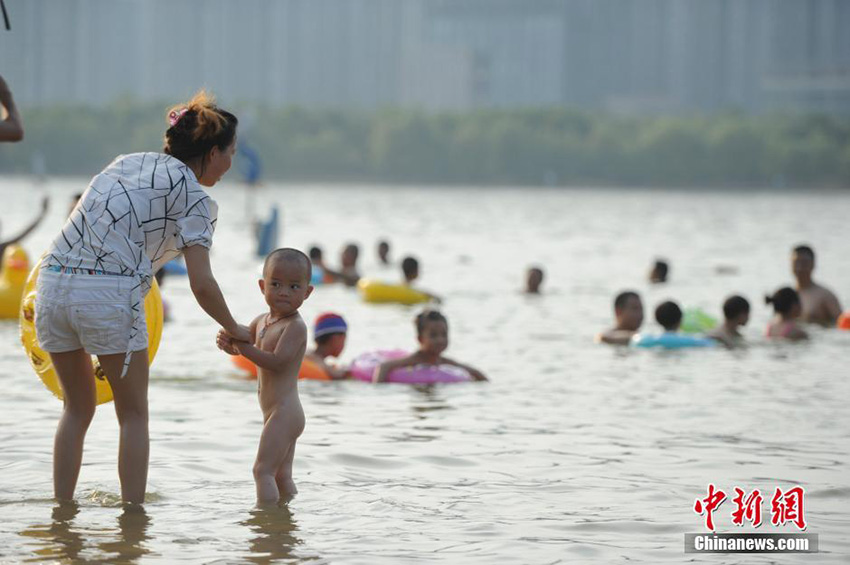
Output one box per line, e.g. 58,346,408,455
350,350,472,384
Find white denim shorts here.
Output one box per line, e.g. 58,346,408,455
34,268,147,355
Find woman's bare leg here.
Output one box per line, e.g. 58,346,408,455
98,350,149,504
50,349,96,501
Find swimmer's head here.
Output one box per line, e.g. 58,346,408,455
792,244,815,280
163,90,238,188
526,267,544,294
614,291,643,331
649,259,669,284
309,246,323,262
765,287,801,318
415,309,449,356
723,295,750,326
655,301,682,332
314,312,347,357
402,256,419,283
342,243,359,268
377,240,390,264
260,248,313,315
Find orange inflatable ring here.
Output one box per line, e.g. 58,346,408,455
231,355,331,381
838,311,850,330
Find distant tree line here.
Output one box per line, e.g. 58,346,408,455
2,100,848,187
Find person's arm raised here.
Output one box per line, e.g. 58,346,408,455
183,245,251,343
1,196,48,246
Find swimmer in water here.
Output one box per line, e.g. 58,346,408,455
373,310,487,383
791,245,842,326
596,291,644,345
303,312,349,380
707,295,749,348
525,266,544,294
401,256,441,303
765,287,808,341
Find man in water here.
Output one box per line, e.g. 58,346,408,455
596,291,644,345
792,244,842,326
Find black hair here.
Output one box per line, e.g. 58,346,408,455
263,248,312,280
528,266,544,278
415,309,448,337
765,287,800,315
163,90,237,175
793,244,815,262
377,240,390,251
308,246,322,260
652,260,669,281
614,290,640,311
402,256,419,278
723,295,750,319
655,300,682,331
344,243,359,259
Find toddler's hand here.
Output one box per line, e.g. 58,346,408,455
216,329,240,355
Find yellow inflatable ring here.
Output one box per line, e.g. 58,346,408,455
19,259,164,405
357,279,430,305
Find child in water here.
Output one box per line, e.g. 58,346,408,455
373,310,488,383
401,256,442,303
304,312,350,380
765,287,808,340
217,248,313,503
707,295,750,348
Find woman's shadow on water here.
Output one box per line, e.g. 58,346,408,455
20,501,152,564
241,502,317,563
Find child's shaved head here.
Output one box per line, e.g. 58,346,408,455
263,248,312,281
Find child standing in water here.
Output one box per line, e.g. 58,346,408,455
217,248,313,503
373,310,487,383
765,287,808,340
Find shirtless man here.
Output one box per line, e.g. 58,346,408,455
596,291,644,345
792,245,842,326
217,248,313,503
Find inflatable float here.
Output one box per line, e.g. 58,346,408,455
838,311,850,330
680,308,717,334
349,349,472,384
232,355,331,381
357,279,430,305
631,333,715,349
19,259,164,405
0,244,28,319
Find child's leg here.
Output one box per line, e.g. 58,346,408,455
274,442,298,498
253,412,292,504
51,349,97,501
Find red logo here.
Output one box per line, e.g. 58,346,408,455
694,484,727,531
731,488,763,527
770,486,807,531
695,485,806,531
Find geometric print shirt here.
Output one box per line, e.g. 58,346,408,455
43,152,217,376
45,151,218,297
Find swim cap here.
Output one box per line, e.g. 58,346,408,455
314,312,347,338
